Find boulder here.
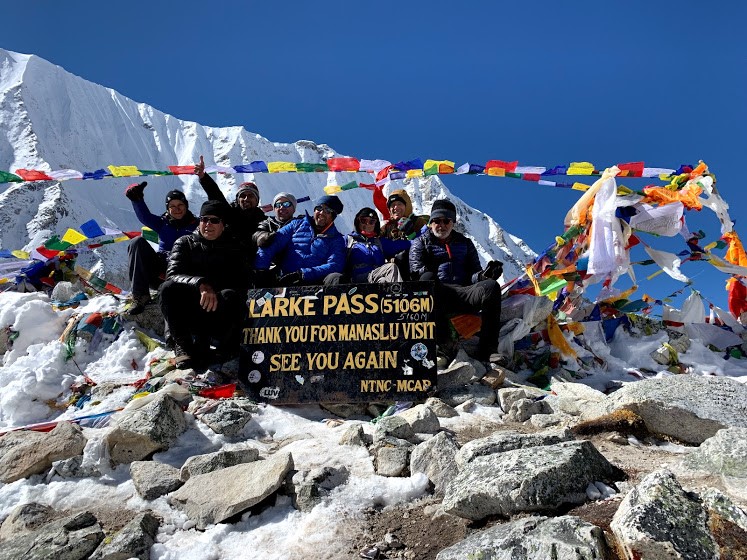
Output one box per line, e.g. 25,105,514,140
196,398,255,436
105,394,188,464
497,386,547,413
291,466,350,512
170,452,293,529
586,375,747,444
0,421,86,483
424,397,458,418
438,383,496,407
374,415,415,443
443,440,625,520
437,359,475,389
678,427,747,479
436,515,610,560
455,429,574,469
130,461,184,500
376,446,411,477
180,447,260,480
397,404,440,434
0,502,57,539
0,511,103,560
547,380,606,416
338,424,370,447
410,431,460,497
611,469,718,560
89,512,159,560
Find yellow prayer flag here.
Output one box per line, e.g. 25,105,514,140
268,162,297,173
11,250,29,259
547,315,578,358
324,185,342,194
526,264,541,296
571,182,590,191
74,264,93,280
567,162,595,175
107,165,142,177
486,167,506,177
113,235,130,243
406,169,423,178
0,278,8,285
703,241,719,252
61,228,87,246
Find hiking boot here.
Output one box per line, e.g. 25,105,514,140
436,340,460,369
126,293,152,316
172,339,194,369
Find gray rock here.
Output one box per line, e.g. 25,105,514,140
437,359,475,389
0,502,56,539
320,403,369,419
105,394,188,464
529,412,571,429
0,421,87,483
376,446,411,477
170,452,293,529
587,375,747,444
455,429,574,469
338,424,370,447
424,397,458,418
410,431,460,497
548,381,606,417
497,386,547,413
443,440,624,520
397,404,440,434
700,488,747,533
0,511,104,560
374,415,415,443
51,281,81,303
438,383,496,407
436,515,610,560
611,468,718,560
678,427,747,479
291,466,349,512
50,455,102,479
505,397,552,422
89,512,159,560
130,461,184,500
180,447,260,480
124,303,165,336
197,399,255,436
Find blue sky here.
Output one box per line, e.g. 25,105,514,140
3,1,746,309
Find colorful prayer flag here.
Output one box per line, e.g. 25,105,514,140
61,229,87,246
108,165,142,177
567,162,595,175
327,158,360,172
0,170,23,183
15,169,54,181
267,162,297,173
166,166,194,175
80,220,105,238
234,162,269,173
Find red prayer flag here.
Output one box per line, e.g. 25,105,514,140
327,158,360,172
34,246,61,259
617,162,644,178
167,166,195,175
123,231,142,239
15,169,54,181
373,184,390,221
485,160,518,173
522,173,541,182
728,278,747,319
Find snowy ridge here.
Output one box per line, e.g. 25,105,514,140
0,48,535,287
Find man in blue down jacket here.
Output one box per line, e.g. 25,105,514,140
254,195,346,286
410,199,503,364
159,200,248,368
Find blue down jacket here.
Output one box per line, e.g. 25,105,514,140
132,199,198,254
346,233,410,281
255,214,346,282
409,230,482,285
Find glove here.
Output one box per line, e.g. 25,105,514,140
257,232,276,248
479,260,503,281
125,181,148,202
279,271,303,286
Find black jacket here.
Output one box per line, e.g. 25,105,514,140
409,230,482,286
166,231,248,293
199,174,266,250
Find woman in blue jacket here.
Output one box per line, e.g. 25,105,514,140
124,181,198,314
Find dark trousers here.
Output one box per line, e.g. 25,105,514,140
421,273,501,360
128,237,166,297
159,279,245,355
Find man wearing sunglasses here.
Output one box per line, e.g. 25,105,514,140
253,192,299,249
410,199,503,366
255,195,346,287
159,200,248,368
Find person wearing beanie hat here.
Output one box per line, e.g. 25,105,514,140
123,181,198,315
410,197,504,365
254,193,346,287
193,155,266,257
159,196,248,368
374,188,429,281
252,191,300,252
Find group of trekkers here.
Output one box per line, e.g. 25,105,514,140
124,156,504,371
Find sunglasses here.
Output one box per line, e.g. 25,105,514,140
274,200,294,209
359,217,377,225
314,205,333,214
199,216,222,224
238,192,256,199
430,218,452,225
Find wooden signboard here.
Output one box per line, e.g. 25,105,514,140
239,282,437,404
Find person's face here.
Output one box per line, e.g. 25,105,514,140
313,204,334,230
429,217,453,240
199,215,225,241
237,190,258,210
274,197,294,221
167,200,187,220
389,200,407,220
358,215,378,234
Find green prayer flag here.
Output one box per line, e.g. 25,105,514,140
44,236,72,251
295,163,328,172
539,276,567,296
0,171,23,183
140,170,174,176
142,227,159,244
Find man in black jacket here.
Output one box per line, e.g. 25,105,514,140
410,199,503,365
159,200,249,368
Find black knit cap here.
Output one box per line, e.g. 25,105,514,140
199,200,230,222
165,190,188,209
430,199,457,222
387,193,407,208
354,207,381,235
